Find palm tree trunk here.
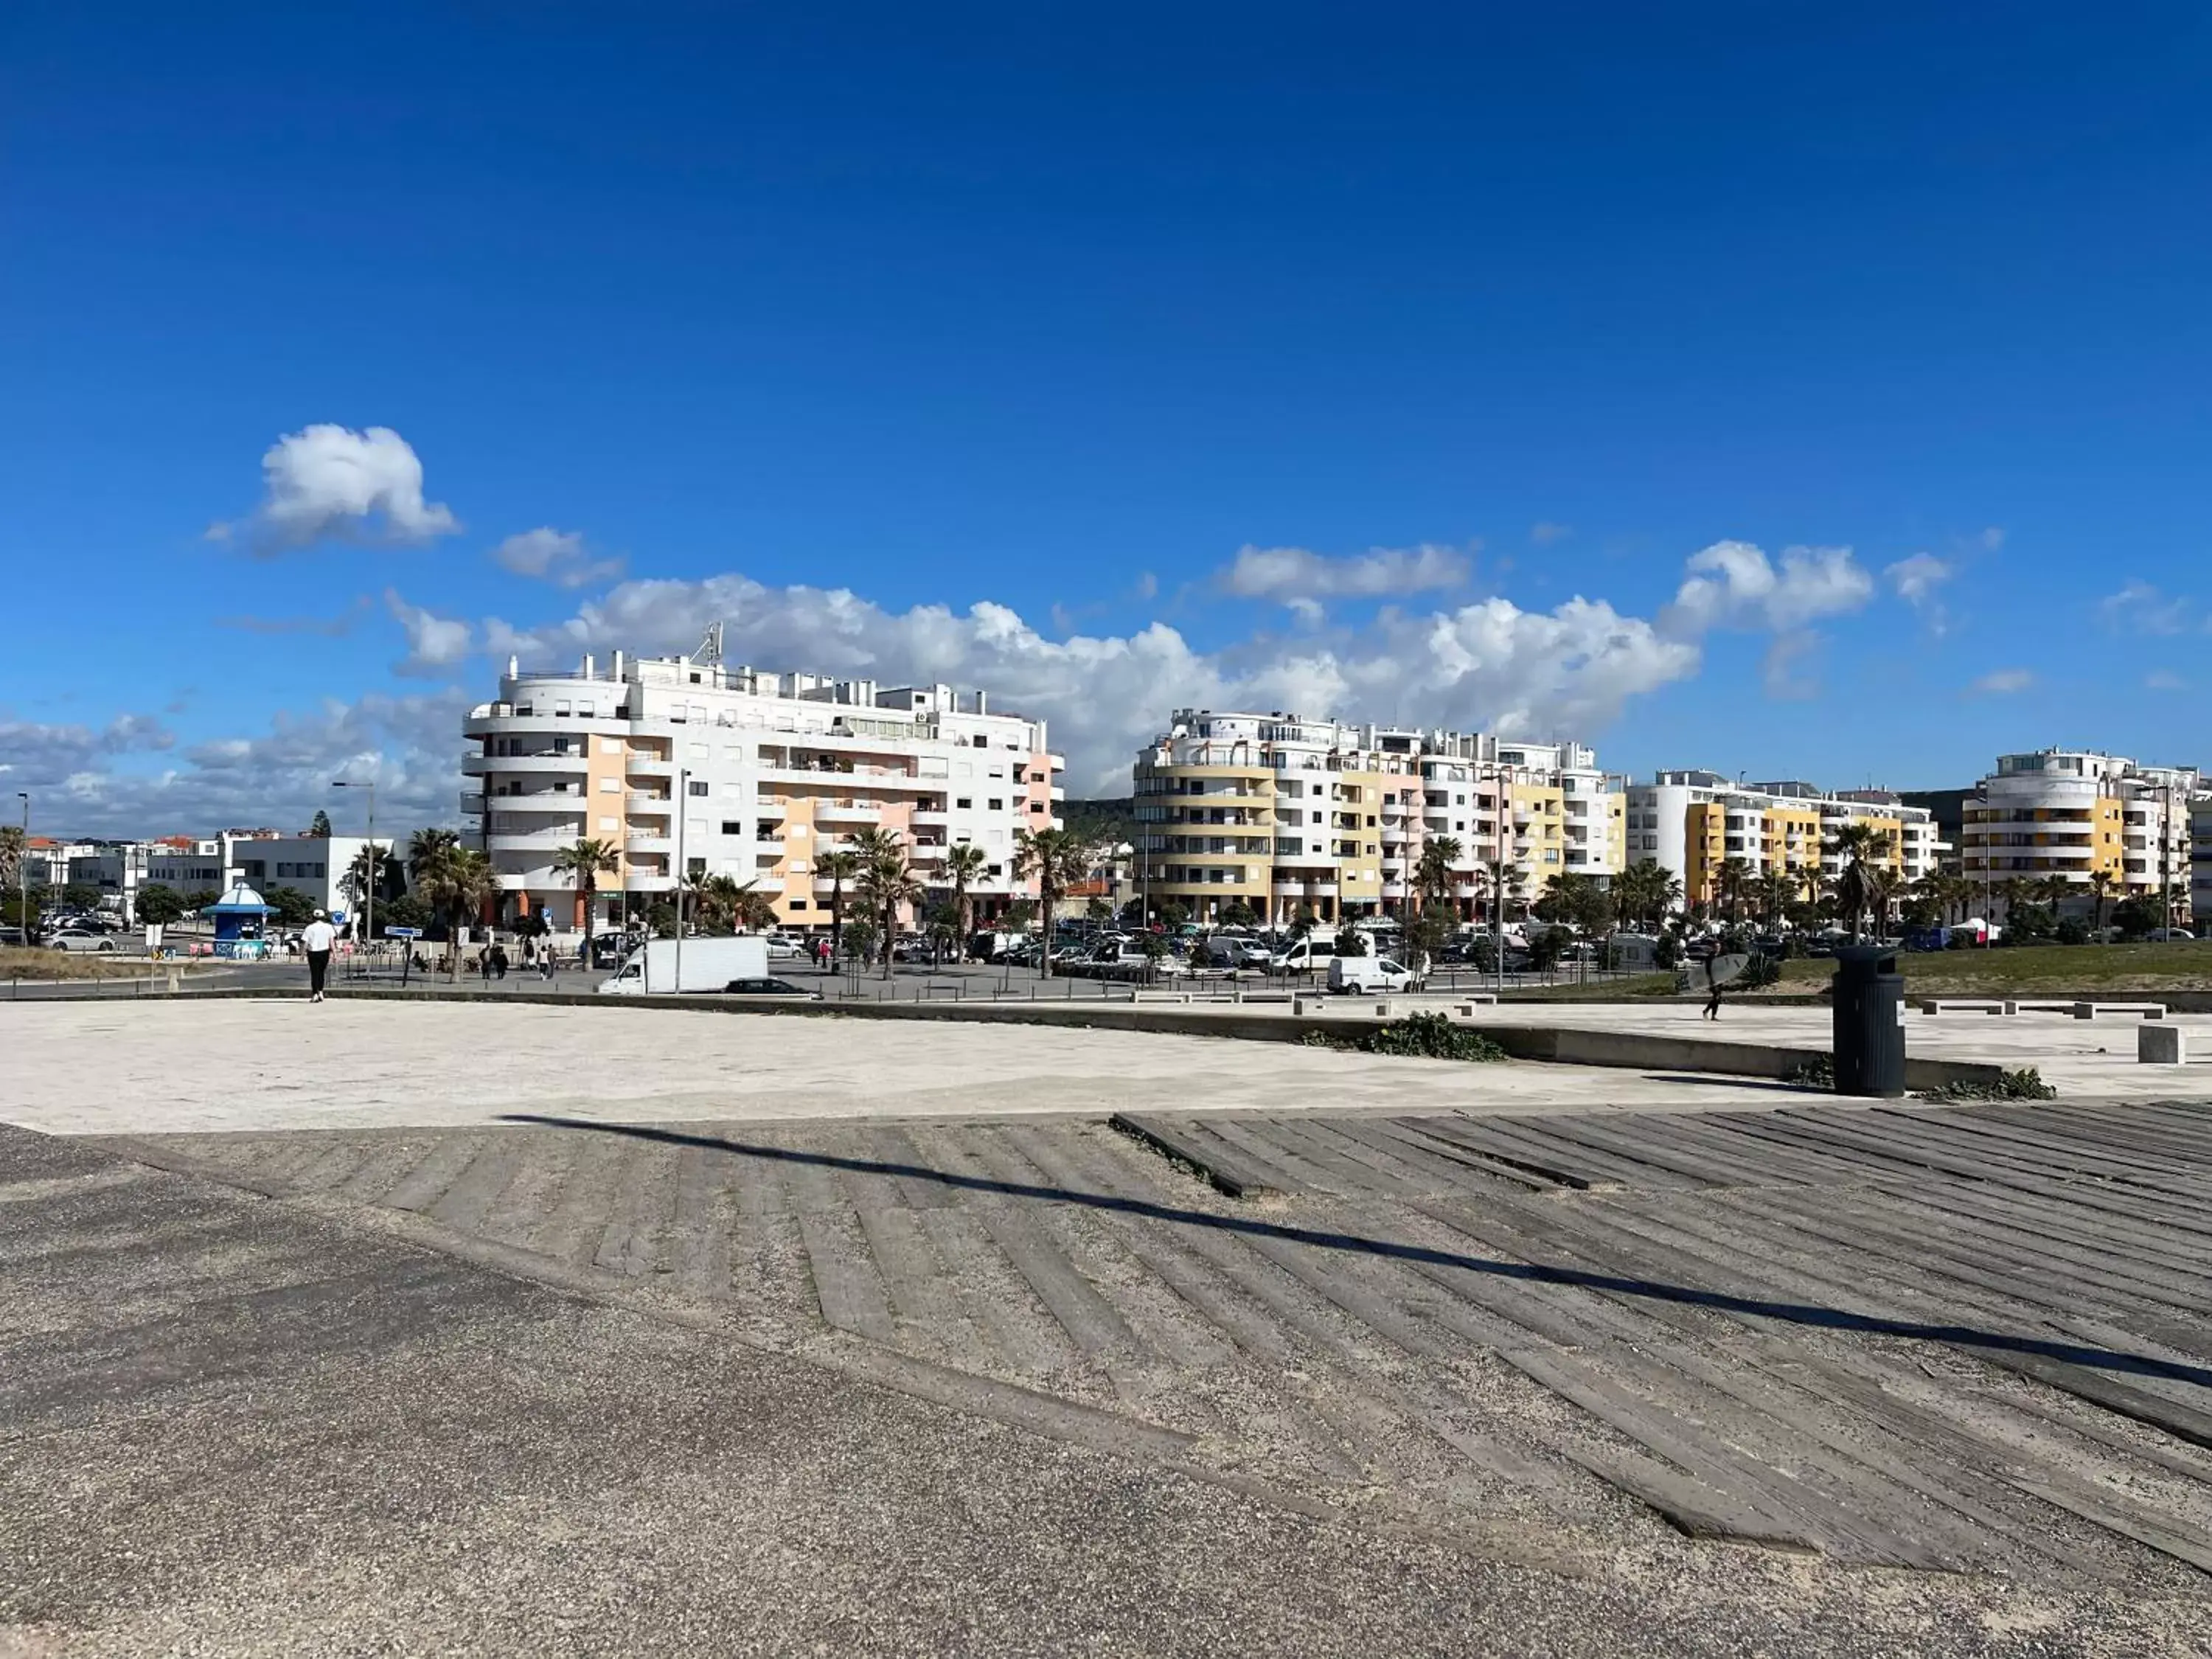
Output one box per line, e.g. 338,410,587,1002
580,877,594,971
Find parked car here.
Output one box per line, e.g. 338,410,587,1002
717,977,814,997
48,930,119,953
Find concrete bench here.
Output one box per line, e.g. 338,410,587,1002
2140,1023,2190,1064
1919,998,2006,1015
2072,1001,2166,1020
1453,995,1500,1016
2002,999,2078,1015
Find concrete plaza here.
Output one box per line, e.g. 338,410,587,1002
7,995,2212,1653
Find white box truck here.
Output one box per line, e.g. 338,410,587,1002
598,936,768,995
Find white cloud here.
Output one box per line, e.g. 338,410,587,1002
7,693,469,840
383,590,473,677
1529,521,1572,546
2146,670,2190,693
484,571,1698,795
1978,526,2006,551
2098,580,2194,636
1759,632,1823,700
1660,540,1874,636
1885,552,1952,607
489,526,625,589
1220,542,1472,604
212,425,459,552
1969,668,2034,695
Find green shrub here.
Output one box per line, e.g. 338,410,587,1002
1302,1012,1507,1062
1918,1066,2058,1104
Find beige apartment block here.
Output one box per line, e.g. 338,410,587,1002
1961,748,2202,923
463,648,1063,932
1625,772,1942,914
1132,710,1624,924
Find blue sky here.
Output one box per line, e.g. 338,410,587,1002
4,2,2208,831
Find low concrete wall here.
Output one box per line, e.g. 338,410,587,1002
159,982,2006,1091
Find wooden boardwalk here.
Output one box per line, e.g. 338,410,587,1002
115,1096,2212,1587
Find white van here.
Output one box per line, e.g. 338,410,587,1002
1268,936,1338,974
1329,955,1422,995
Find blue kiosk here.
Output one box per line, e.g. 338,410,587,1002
206,881,276,961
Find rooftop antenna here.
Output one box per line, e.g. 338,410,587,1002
692,622,724,666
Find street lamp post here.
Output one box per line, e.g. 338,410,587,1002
332,779,375,958
14,793,26,945
675,768,689,992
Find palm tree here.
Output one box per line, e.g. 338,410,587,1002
814,848,862,961
2038,872,2074,928
1826,823,1896,941
1714,857,1754,925
1996,875,2033,926
1011,826,1088,976
1413,834,1463,915
407,827,461,883
2089,869,2116,937
552,837,620,964
941,841,989,943
338,842,391,921
414,844,498,980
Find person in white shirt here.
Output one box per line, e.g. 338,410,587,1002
301,910,338,1002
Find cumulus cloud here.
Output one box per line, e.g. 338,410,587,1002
489,526,625,588
1969,668,2034,696
383,590,473,677
1661,540,1875,636
2098,580,2194,636
211,425,459,552
484,571,1698,795
1220,542,1472,605
0,712,175,791
4,693,468,839
2145,670,2190,692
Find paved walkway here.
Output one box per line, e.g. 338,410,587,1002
35,1096,2212,1652
0,1001,1821,1135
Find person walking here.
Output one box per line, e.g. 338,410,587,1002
1702,952,1724,1021
490,942,509,981
302,909,337,1004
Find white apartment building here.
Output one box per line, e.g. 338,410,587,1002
1962,749,2202,922
2193,796,2212,931
1624,772,1941,912
1133,710,1625,923
140,833,378,919
462,648,1065,932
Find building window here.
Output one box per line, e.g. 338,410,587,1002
721,821,743,836
988,799,1004,811
688,781,709,797
789,900,808,911
956,797,973,810
686,858,706,877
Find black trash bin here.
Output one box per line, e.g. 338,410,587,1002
1831,943,1906,1097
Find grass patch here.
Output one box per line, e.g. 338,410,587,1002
1304,1011,1509,1062
1499,973,1680,1002
1767,942,2212,996
0,947,156,981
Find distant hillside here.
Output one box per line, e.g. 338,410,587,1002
1061,796,1137,847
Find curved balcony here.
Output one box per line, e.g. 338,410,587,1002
464,753,588,777
486,830,588,854
623,832,674,853
481,791,591,813
623,757,675,779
